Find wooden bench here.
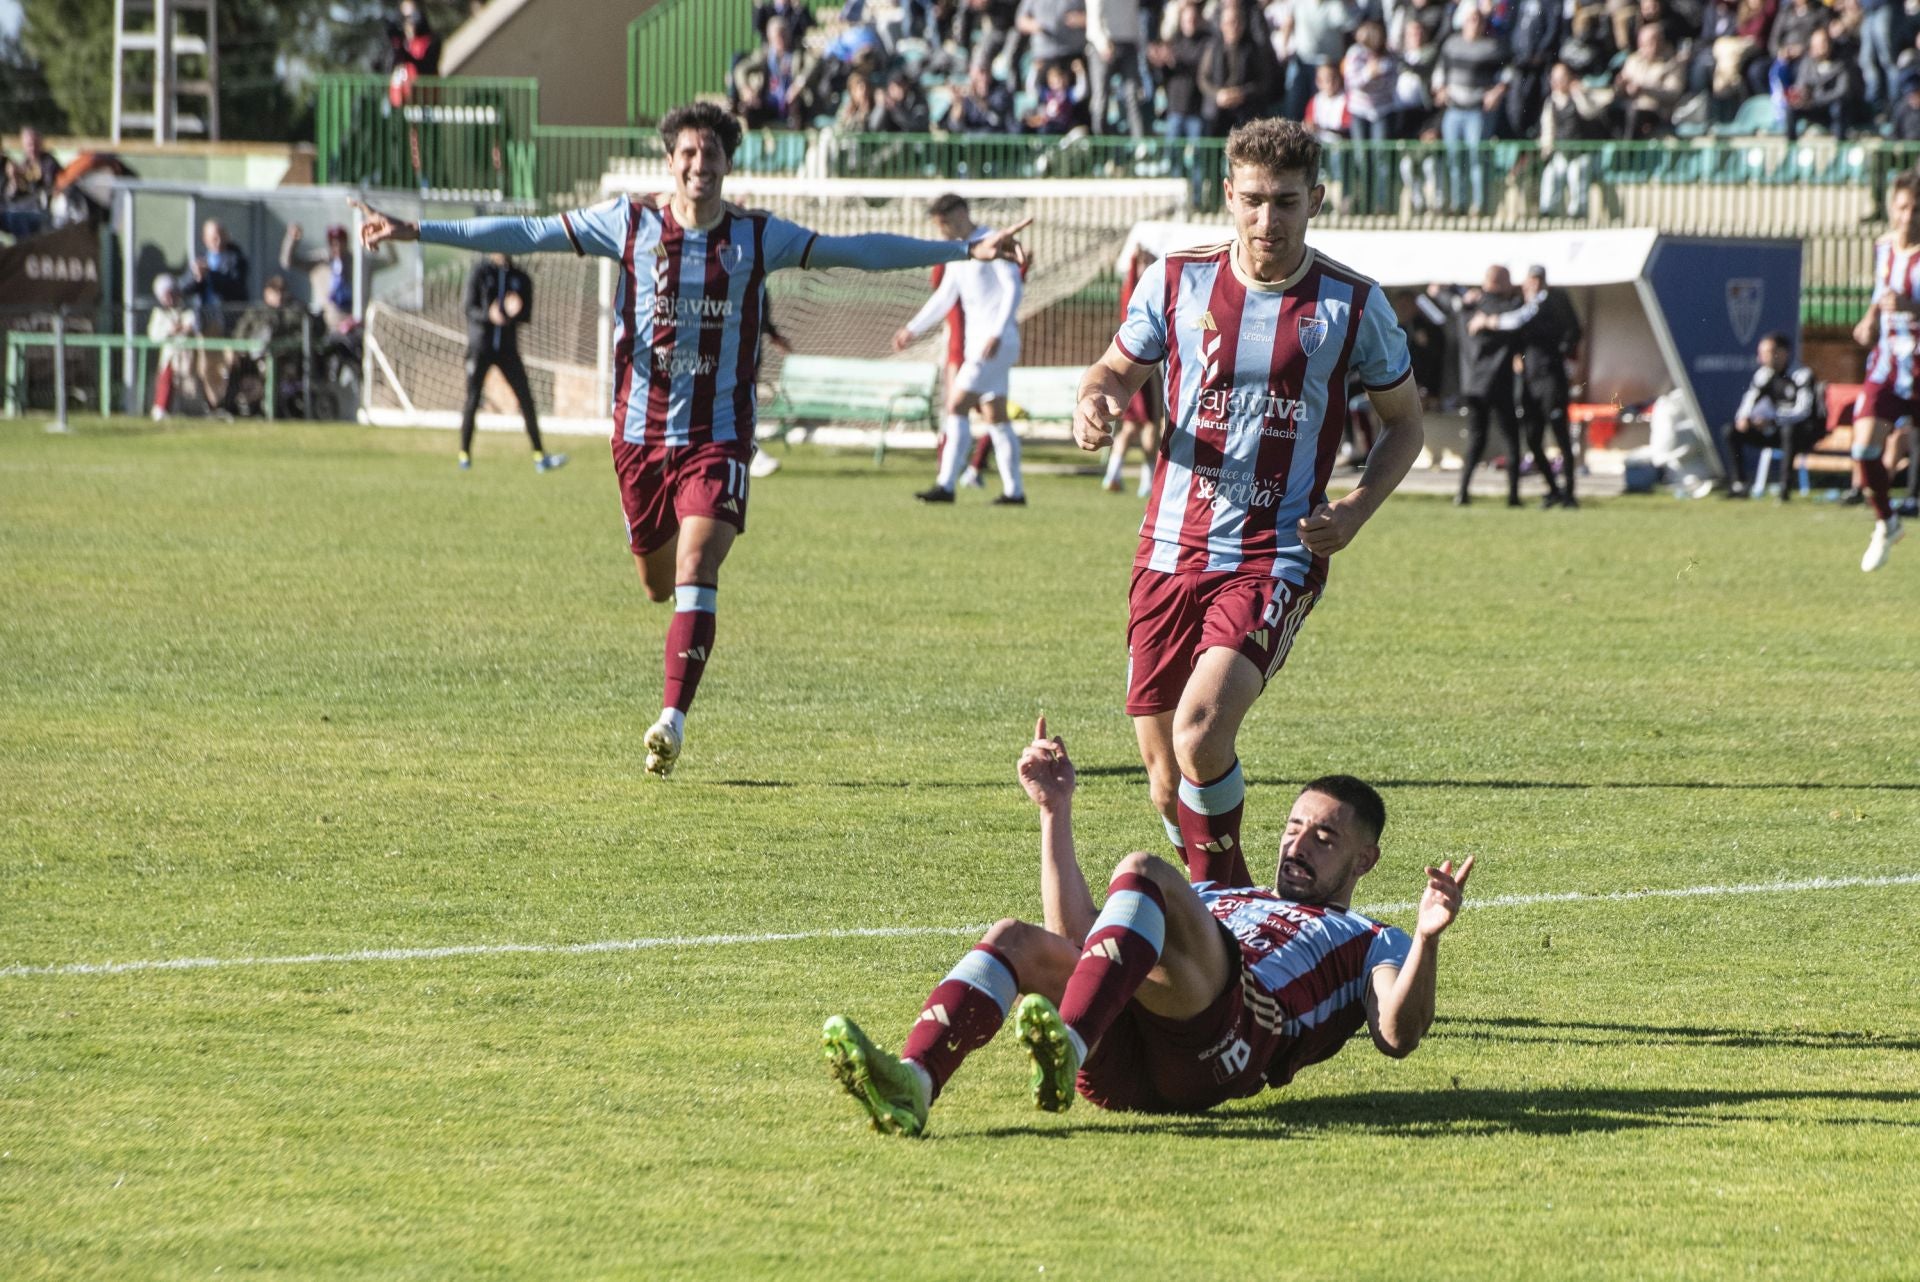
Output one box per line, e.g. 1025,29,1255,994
765,355,939,463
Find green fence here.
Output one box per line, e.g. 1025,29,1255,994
626,0,754,126
315,75,541,201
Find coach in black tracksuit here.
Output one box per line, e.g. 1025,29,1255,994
1450,267,1528,507
461,252,556,468
1505,266,1583,508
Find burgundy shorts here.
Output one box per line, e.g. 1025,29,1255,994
611,437,752,557
1855,382,1919,426
1076,923,1267,1113
1125,568,1320,717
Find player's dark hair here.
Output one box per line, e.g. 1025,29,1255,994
1893,169,1920,203
1300,775,1386,844
927,192,969,221
659,101,743,162
1761,330,1791,350
1225,118,1321,188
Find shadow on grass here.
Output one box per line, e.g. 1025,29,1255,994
1435,1015,1920,1053
978,1086,1920,1140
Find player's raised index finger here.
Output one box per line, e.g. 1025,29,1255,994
1035,715,1047,742
1002,216,1034,237
1454,854,1476,887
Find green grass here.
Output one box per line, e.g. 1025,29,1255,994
2,419,1917,1280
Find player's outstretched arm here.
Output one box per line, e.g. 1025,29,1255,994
1297,374,1426,557
353,197,644,259
1365,855,1473,1058
1074,342,1154,451
1017,716,1096,947
801,218,1032,273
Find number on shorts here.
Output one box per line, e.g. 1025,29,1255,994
725,457,749,500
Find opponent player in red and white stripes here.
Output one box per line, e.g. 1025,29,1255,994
1848,170,1915,573
357,103,1030,776
821,719,1472,1135
1071,119,1426,881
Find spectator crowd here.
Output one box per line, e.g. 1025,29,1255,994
726,0,1920,156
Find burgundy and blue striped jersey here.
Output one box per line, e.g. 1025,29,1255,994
1116,243,1412,585
1195,883,1412,1088
1865,237,1920,396
419,198,972,447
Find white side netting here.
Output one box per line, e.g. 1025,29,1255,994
362,250,612,433
363,175,1189,431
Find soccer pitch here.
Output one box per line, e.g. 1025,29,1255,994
2,420,1916,1280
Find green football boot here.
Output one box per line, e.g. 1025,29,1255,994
1013,993,1080,1114
821,1015,930,1138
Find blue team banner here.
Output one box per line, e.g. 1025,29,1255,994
1643,237,1803,434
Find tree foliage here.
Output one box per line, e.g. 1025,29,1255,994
19,0,471,141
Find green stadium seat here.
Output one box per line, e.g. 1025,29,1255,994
1714,95,1780,137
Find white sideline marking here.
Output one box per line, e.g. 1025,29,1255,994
5,872,1918,982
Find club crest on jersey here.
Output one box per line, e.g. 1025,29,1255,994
1726,278,1763,345
718,242,747,273
1297,316,1329,356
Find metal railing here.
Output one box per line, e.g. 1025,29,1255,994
3,331,299,425
314,75,541,202
626,0,754,125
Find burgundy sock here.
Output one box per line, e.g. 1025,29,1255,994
1059,873,1167,1052
1176,761,1251,887
1860,457,1894,521
662,584,716,713
900,943,1018,1100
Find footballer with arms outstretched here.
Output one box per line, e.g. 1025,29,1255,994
822,718,1472,1135
356,103,1031,776
1070,117,1425,884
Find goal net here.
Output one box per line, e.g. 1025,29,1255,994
361,173,1192,436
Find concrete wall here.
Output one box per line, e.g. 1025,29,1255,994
447,0,668,126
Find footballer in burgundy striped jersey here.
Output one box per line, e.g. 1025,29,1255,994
1848,171,1916,573
1073,118,1426,882
355,103,1031,776
821,719,1474,1135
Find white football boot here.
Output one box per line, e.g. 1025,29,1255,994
643,718,683,777
1861,515,1905,573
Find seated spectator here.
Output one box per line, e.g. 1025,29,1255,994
1016,0,1090,88
1559,0,1618,77
281,223,356,330
872,70,933,132
1613,0,1689,57
734,16,828,129
754,0,817,43
147,274,214,421
945,63,1018,132
1,127,60,240
1539,62,1607,217
836,70,882,131
1614,22,1687,136
1200,0,1280,134
1723,332,1820,499
225,275,306,417
1303,61,1352,139
1024,58,1086,131
1785,26,1856,137
184,218,249,336
1150,0,1212,143
1889,69,1920,137
1691,0,1775,108
1769,0,1830,68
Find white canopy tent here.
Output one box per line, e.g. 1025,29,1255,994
1117,224,1805,476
